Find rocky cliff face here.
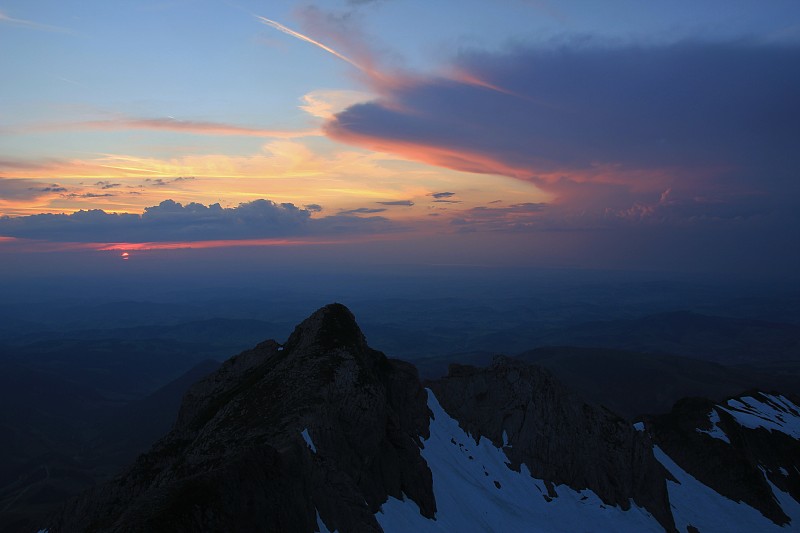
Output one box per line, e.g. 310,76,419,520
428,356,676,531
48,304,434,533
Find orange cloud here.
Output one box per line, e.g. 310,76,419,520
300,89,375,120
323,126,540,181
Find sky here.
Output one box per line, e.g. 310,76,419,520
2,0,800,283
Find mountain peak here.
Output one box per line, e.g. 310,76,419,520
283,303,367,356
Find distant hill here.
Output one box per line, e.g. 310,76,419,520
0,338,226,400
90,359,221,468
516,346,800,419
522,311,800,364
0,359,219,533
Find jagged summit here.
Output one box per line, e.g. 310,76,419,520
283,302,368,356
48,304,433,533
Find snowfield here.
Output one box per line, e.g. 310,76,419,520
720,394,800,439
375,390,663,532
654,446,799,533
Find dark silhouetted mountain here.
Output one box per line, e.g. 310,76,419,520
42,304,800,532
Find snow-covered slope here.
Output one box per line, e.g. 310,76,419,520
375,390,800,533
654,446,800,533
376,390,663,532
647,391,800,532
720,393,800,438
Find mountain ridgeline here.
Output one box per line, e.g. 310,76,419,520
46,304,800,532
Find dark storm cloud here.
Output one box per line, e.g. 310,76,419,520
0,199,399,242
326,42,800,221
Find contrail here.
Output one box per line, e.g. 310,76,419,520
255,15,364,72
0,9,72,33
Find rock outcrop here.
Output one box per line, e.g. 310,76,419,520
428,356,676,531
48,304,434,533
646,392,800,526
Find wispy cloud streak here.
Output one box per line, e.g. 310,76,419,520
0,9,72,33
255,15,365,72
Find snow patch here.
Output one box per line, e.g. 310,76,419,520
502,430,510,446
780,467,789,476
375,389,663,532
316,509,335,533
654,446,795,532
633,422,645,432
720,394,800,439
696,408,730,443
301,428,317,453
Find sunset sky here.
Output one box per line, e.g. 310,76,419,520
2,0,799,281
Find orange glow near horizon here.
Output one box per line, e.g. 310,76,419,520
0,233,410,254
0,136,550,219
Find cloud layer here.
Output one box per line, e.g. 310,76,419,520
0,199,396,243
326,41,800,220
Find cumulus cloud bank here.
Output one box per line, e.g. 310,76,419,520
0,199,396,242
